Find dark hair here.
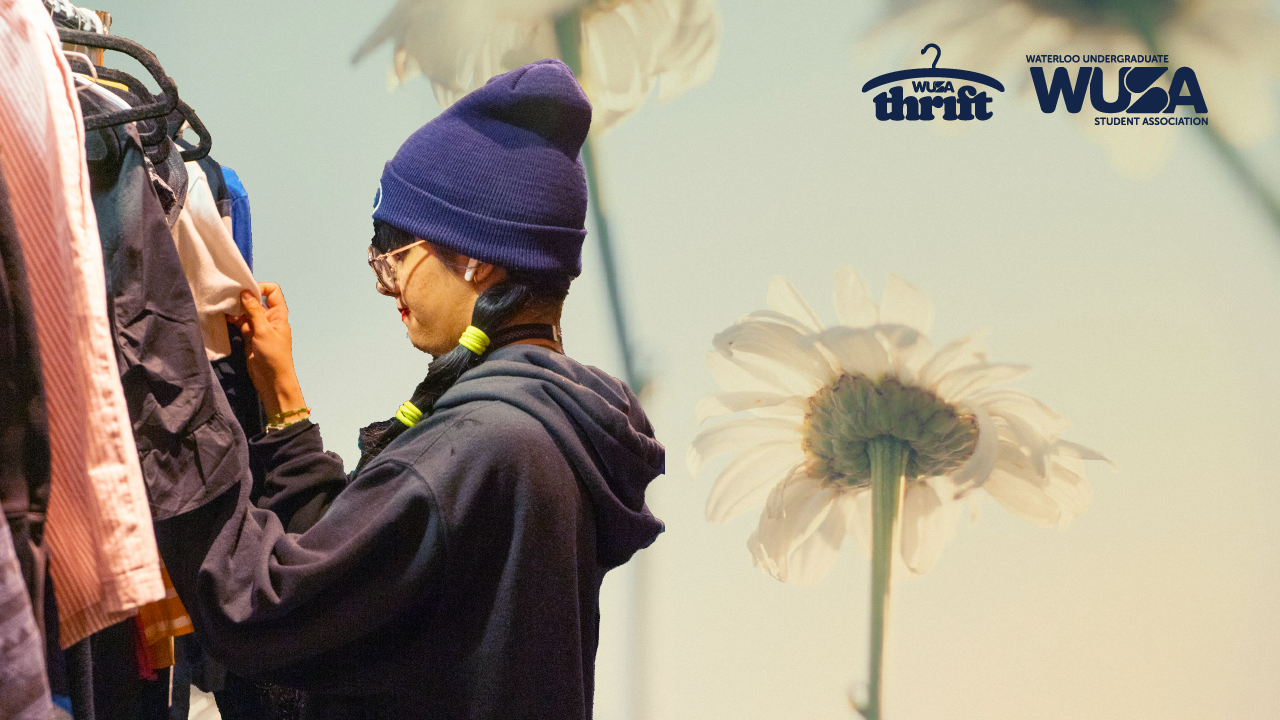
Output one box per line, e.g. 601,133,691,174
355,220,572,473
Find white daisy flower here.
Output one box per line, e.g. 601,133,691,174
352,0,721,133
690,266,1113,585
860,0,1280,174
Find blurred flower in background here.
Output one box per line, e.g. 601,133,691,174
690,267,1111,583
352,0,720,133
859,0,1280,229
690,267,1112,719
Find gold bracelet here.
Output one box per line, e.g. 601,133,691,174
266,407,310,424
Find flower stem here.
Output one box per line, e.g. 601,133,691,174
553,11,648,397
861,437,910,720
1198,123,1280,239
1132,30,1280,239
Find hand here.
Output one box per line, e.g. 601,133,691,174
227,282,307,417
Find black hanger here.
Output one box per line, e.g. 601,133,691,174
68,64,170,146
58,29,212,162
57,29,178,130
173,101,212,162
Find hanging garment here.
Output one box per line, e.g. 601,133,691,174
0,0,163,649
0,151,52,625
170,161,256,360
220,165,252,270
77,89,249,523
88,618,169,720
0,520,56,720
77,83,189,228
134,565,192,670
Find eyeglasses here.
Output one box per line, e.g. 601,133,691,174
368,239,428,293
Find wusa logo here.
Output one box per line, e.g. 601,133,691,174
1027,54,1209,126
862,44,1005,121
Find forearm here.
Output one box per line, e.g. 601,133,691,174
250,419,347,533
260,373,307,418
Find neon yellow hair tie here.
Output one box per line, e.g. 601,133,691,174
395,400,423,427
458,325,490,355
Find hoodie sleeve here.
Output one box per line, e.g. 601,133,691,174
152,415,463,677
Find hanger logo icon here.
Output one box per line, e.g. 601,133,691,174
862,44,1004,122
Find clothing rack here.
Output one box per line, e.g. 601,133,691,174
57,27,212,161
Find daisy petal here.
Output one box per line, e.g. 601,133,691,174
948,400,998,488
767,276,825,333
989,409,1053,479
846,489,874,558
686,416,802,477
899,480,958,575
875,325,933,383
695,390,808,423
737,309,822,334
780,491,860,585
1055,439,1116,470
833,265,878,328
714,321,837,389
814,327,892,379
705,442,806,523
879,275,934,335
972,389,1071,438
916,331,989,388
748,475,842,584
933,362,1031,402
706,349,794,395
983,468,1062,527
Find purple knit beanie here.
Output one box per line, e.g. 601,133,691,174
372,58,591,277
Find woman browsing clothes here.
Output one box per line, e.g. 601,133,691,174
153,59,665,719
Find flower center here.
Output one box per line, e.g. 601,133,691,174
802,374,979,488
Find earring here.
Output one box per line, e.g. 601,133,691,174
464,258,479,282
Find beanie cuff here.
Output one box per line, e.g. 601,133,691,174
373,164,585,278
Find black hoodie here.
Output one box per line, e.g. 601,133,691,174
154,345,665,719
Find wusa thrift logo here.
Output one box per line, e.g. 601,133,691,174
862,44,1005,122
1027,53,1209,127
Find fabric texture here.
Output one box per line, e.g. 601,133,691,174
0,520,55,720
219,165,252,270
135,565,192,669
155,345,664,719
373,58,590,277
78,88,250,524
0,0,163,648
170,161,257,360
0,151,52,623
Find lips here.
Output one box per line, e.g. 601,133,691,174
398,306,410,323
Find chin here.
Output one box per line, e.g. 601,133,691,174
406,330,446,356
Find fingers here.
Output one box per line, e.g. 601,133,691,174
240,289,268,325
259,282,288,315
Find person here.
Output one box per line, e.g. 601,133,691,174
152,58,665,720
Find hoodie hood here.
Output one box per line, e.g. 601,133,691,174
432,344,664,568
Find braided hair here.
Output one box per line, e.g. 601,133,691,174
354,221,571,474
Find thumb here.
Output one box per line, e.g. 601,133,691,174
240,289,267,326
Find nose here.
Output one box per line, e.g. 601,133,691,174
376,280,396,297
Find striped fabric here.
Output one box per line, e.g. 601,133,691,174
0,0,163,648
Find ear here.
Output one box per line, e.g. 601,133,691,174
468,259,503,285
